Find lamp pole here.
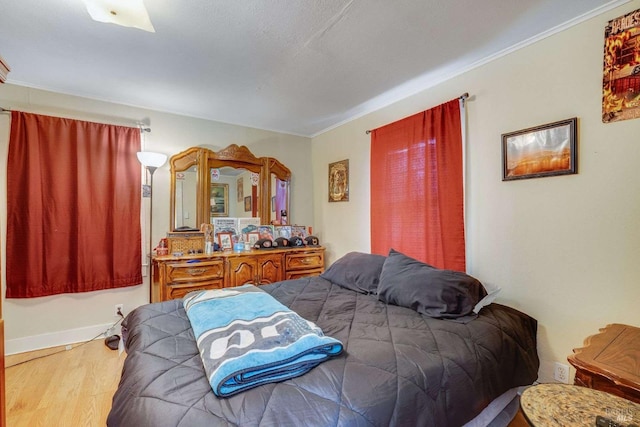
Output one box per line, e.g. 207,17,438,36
146,165,158,303
137,151,167,303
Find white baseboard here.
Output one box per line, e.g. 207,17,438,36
5,322,117,355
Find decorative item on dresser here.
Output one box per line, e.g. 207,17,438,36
152,247,325,302
166,231,205,255
568,323,640,404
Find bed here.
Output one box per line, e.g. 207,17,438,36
108,250,539,426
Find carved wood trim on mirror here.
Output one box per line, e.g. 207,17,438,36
170,144,291,230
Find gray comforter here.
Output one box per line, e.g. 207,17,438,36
108,277,538,426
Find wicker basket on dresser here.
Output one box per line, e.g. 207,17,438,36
165,231,205,255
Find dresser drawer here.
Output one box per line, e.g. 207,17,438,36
285,252,324,271
285,268,324,280
165,260,224,283
165,280,224,300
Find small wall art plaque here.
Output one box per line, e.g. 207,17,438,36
328,159,349,202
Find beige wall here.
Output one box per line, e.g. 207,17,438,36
311,1,640,383
0,85,312,353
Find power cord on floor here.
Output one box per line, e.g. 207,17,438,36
104,307,125,350
6,312,125,369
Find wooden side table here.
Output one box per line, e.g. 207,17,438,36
520,384,640,426
568,323,640,403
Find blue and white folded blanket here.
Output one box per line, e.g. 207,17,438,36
183,284,344,397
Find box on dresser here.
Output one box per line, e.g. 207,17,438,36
166,231,205,255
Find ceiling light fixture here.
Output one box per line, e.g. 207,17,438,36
82,0,155,33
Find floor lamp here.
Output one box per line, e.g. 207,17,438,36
137,151,168,302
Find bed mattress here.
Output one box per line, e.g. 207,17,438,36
108,277,539,426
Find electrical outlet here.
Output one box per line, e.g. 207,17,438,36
553,362,570,383
114,303,124,317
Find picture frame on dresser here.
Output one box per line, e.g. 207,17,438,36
246,232,260,247
217,232,233,251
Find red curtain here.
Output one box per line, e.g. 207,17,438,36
6,111,142,298
370,99,465,271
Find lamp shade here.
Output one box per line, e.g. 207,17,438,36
137,151,167,168
82,0,155,33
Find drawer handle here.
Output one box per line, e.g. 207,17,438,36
300,258,314,265
186,268,207,276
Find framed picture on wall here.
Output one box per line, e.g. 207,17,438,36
237,177,244,202
244,196,252,212
329,159,349,202
210,183,229,217
502,118,577,181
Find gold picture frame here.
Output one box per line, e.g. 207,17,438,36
210,183,229,217
328,159,349,202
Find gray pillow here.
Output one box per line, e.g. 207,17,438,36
377,249,487,319
320,252,387,294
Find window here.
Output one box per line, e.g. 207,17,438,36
6,111,142,297
370,99,465,271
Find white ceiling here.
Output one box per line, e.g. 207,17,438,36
0,0,627,137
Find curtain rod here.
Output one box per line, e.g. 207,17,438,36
0,106,151,132
365,92,470,135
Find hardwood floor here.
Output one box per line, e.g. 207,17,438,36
4,339,125,426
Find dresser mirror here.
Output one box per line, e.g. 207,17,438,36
169,144,291,231
174,164,198,229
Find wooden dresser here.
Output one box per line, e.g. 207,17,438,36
568,323,640,403
152,247,325,302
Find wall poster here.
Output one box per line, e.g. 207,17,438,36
602,8,640,123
